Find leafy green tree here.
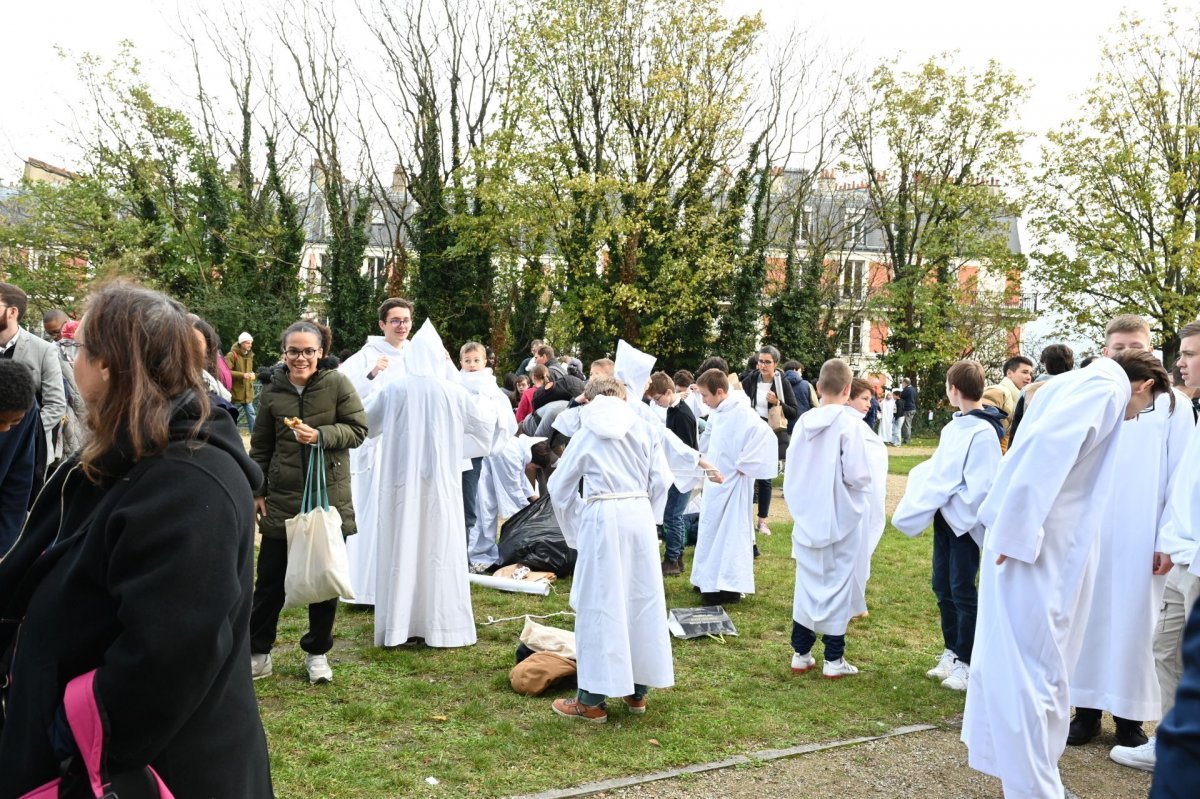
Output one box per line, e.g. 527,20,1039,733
1030,7,1200,363
845,55,1028,389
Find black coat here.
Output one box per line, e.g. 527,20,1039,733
0,399,274,798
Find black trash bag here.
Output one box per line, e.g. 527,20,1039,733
498,496,577,577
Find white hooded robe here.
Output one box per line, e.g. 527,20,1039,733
460,368,519,566
547,395,674,698
963,358,1130,798
784,405,873,635
689,392,778,595
339,336,408,604
1070,386,1192,720
362,321,492,647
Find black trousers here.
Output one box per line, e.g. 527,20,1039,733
249,536,338,655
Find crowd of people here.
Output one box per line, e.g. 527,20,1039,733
0,280,1198,797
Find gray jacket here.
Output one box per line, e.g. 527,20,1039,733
8,328,66,436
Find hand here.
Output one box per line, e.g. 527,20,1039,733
995,554,1008,565
705,469,725,485
254,497,268,518
766,390,779,406
292,422,319,446
575,393,589,404
369,356,390,378
244,372,254,381
1153,551,1174,575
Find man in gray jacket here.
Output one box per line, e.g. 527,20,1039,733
0,283,65,496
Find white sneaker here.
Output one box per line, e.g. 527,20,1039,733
1110,737,1155,772
250,653,272,680
926,649,957,680
305,654,333,685
823,657,859,679
757,519,772,536
791,651,816,674
941,660,969,691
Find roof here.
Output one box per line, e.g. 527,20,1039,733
24,158,80,182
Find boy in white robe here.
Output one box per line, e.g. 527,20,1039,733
689,368,778,605
1112,320,1200,772
362,320,492,648
339,298,412,605
547,378,686,723
1069,316,1193,750
963,350,1170,798
783,359,873,679
459,341,519,573
847,378,890,593
892,360,1002,692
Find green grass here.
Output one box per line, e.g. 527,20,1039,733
888,454,930,476
257,490,957,797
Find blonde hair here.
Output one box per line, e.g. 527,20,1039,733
817,359,853,396
1105,314,1151,341
584,376,627,400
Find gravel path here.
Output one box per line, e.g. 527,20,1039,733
589,721,1153,799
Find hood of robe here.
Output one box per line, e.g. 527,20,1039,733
460,367,505,397
362,335,407,358
800,403,860,439
580,394,637,439
714,388,751,414
405,319,451,378
614,339,656,403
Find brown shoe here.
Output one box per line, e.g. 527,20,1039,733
661,557,683,576
622,695,647,714
552,697,607,723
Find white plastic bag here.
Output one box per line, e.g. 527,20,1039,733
283,443,354,608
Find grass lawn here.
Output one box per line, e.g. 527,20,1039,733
888,454,930,476
257,453,947,798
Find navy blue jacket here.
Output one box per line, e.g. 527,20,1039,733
0,401,38,555
1152,601,1200,797
900,385,917,413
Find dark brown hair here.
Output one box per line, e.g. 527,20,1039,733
696,368,728,394
1112,349,1174,412
78,282,209,480
280,320,332,355
646,372,674,397
0,282,28,320
1039,344,1074,375
946,360,986,401
377,297,414,323
673,369,694,388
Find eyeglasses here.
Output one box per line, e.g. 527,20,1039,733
758,359,775,365
384,318,412,327
284,348,319,360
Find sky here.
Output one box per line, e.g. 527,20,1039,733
0,0,1151,348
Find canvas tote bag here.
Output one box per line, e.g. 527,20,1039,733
283,441,354,607
766,373,788,431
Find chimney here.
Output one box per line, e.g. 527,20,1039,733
392,164,408,194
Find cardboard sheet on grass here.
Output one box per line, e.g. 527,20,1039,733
510,618,578,696
668,606,738,639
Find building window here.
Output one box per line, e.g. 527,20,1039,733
365,256,388,291
843,318,863,356
842,259,865,300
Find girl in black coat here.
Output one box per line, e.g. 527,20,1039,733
0,283,273,798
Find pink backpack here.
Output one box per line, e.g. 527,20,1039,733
19,670,173,799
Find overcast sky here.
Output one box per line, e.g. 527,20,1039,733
0,0,1141,182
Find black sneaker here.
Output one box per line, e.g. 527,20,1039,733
1066,708,1102,746
1114,718,1149,748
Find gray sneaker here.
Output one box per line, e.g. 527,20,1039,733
1110,736,1155,772
305,653,333,685
250,653,273,680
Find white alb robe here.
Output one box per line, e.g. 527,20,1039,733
878,396,896,440
1071,387,1193,720
689,392,778,595
472,435,540,565
1157,412,1200,568
339,336,408,605
783,405,873,635
461,369,519,566
547,395,674,698
362,321,492,647
858,426,889,589
963,358,1130,799
892,412,1002,546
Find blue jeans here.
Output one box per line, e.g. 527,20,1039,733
792,621,845,662
931,510,981,664
662,486,690,561
578,685,647,707
237,402,257,433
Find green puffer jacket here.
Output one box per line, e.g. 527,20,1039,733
249,363,368,539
